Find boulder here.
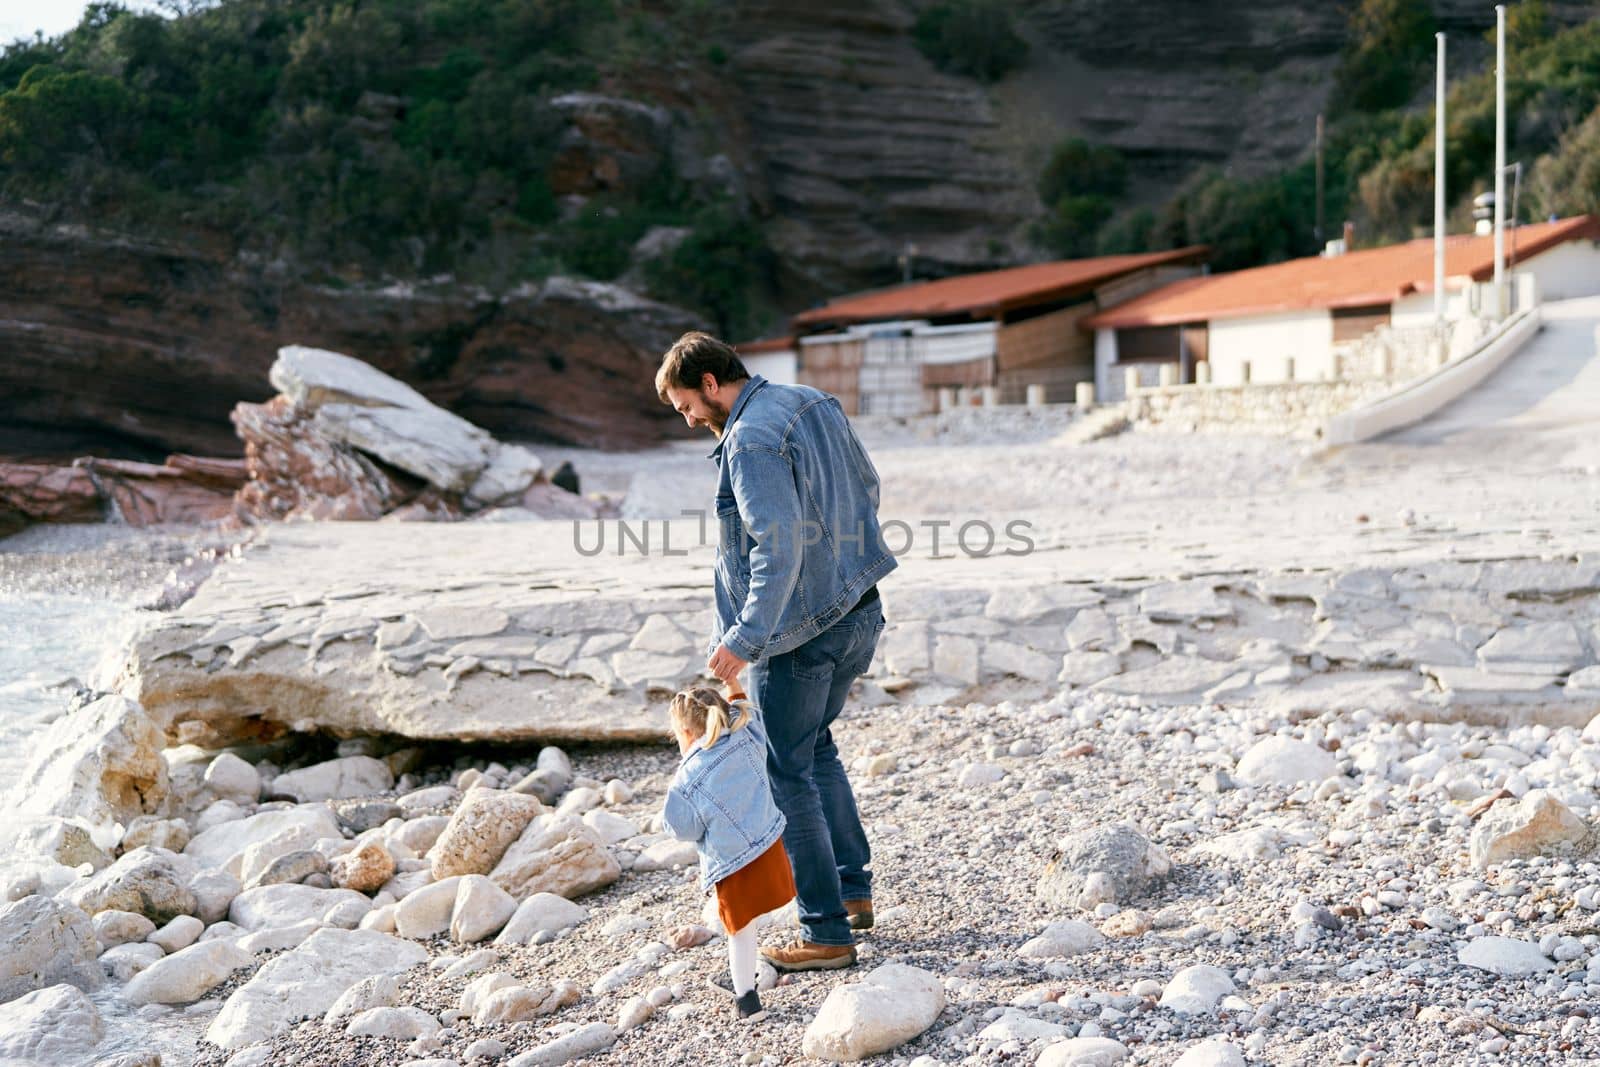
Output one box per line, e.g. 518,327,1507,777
451,875,517,943
1158,965,1235,1015
331,841,396,894
99,942,165,982
1038,1037,1131,1067
494,893,590,946
344,1005,440,1039
460,971,518,1016
632,839,698,871
505,1021,617,1067
14,694,167,830
91,910,156,951
248,848,328,888
1458,936,1555,975
0,896,101,1003
121,816,190,854
269,756,393,803
1173,1040,1247,1067
0,984,105,1065
394,815,451,855
472,980,581,1026
185,806,343,878
802,963,944,1062
148,914,204,953
490,815,620,901
206,928,429,1049
232,394,410,522
429,790,545,879
1038,824,1171,911
1018,920,1104,959
228,884,372,932
394,876,463,939
60,847,197,923
124,938,252,1005
11,817,113,870
189,869,243,925
272,345,495,494
333,799,403,834
1470,789,1596,869
1234,737,1335,787
203,754,261,806
324,974,401,1026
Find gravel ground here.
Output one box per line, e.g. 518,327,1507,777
185,688,1600,1067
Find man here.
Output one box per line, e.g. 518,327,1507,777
656,331,897,972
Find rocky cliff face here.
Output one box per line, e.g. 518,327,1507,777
6,1,1592,461
722,0,1038,297
0,212,699,460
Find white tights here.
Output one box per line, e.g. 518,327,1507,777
727,922,758,996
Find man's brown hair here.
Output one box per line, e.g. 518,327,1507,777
655,331,750,403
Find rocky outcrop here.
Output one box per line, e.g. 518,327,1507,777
14,694,168,831
724,0,1035,296
0,211,701,464
232,346,574,524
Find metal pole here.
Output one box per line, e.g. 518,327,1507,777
1434,33,1446,326
1315,113,1325,245
1493,5,1507,317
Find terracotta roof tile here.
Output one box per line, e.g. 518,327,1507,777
733,336,795,355
792,247,1210,329
1084,215,1600,329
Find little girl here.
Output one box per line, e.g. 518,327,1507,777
662,685,796,1020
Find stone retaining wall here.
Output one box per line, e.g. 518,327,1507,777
1125,379,1392,439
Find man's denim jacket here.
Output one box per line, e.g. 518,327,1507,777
707,375,898,664
662,710,785,890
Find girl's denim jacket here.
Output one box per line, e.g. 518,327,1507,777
661,707,785,891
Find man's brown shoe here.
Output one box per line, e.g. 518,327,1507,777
760,938,857,972
844,899,874,931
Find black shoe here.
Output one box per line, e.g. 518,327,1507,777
734,989,763,1019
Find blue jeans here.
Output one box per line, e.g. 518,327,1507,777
748,597,885,947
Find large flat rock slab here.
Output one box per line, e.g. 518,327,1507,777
117,516,1600,744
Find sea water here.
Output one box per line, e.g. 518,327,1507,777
0,567,206,1062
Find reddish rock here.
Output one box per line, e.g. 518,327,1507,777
230,396,412,522
0,210,700,464
77,458,238,526
0,462,103,525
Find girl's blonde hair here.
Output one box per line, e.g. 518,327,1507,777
669,686,752,749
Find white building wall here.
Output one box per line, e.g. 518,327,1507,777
910,322,997,364
1207,310,1334,384
1390,286,1474,329
1514,240,1600,301
1093,329,1118,400
742,349,798,385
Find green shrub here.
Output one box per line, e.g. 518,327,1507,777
645,203,774,338
1038,138,1127,203
1332,0,1434,115
1528,106,1600,219
1032,194,1115,258
912,0,1028,84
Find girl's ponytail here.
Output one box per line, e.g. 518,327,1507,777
671,686,752,749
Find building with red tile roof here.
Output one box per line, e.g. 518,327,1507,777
742,247,1210,415
1081,216,1600,400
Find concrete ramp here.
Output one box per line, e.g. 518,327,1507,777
1383,296,1600,464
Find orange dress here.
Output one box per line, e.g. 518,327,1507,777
715,838,796,935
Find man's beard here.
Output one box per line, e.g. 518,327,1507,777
703,392,730,437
